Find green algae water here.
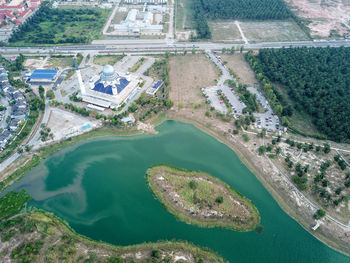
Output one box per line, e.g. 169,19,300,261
8,121,350,263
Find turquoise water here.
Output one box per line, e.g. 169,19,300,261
8,121,350,263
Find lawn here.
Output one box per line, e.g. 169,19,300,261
93,55,125,66
48,56,74,69
9,3,111,45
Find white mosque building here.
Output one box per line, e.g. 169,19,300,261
79,65,140,109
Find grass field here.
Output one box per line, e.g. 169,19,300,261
208,21,243,42
147,165,260,231
240,20,309,42
169,54,219,110
48,56,74,69
221,54,259,86
175,0,195,30
93,55,125,66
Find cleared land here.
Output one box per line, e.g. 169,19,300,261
221,54,259,86
169,54,219,110
93,55,125,66
0,191,227,263
285,0,350,38
147,165,260,230
208,21,243,42
239,20,309,42
46,108,100,143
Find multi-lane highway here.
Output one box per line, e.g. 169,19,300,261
1,39,350,56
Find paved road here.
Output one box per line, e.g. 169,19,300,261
2,39,350,56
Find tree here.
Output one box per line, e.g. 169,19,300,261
258,146,266,155
323,143,331,154
189,180,197,190
215,196,224,203
314,209,326,219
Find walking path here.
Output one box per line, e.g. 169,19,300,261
235,21,249,44
102,2,120,35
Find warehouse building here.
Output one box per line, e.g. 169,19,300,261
26,69,58,84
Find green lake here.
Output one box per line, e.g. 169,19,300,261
8,121,350,262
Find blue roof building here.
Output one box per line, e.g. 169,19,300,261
29,69,58,83
92,65,130,96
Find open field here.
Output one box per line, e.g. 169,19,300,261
47,56,74,70
285,0,350,38
175,0,195,30
93,55,125,66
24,56,74,71
208,21,243,42
147,165,260,231
240,20,309,42
169,54,219,110
46,108,100,143
221,54,259,86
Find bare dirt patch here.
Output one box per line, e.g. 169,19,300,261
285,0,350,37
221,54,259,86
46,108,101,143
169,54,219,110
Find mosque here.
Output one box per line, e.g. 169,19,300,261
79,65,140,109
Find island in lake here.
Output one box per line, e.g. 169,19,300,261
146,165,260,231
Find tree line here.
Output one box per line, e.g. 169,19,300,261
190,0,292,39
247,47,350,142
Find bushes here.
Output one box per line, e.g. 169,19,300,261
0,190,31,220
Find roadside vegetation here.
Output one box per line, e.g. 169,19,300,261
0,191,227,263
146,165,260,231
9,2,110,45
129,57,146,73
247,47,350,142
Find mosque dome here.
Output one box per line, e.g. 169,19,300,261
102,65,115,76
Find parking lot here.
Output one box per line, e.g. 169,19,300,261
221,85,246,114
202,86,228,114
247,86,280,132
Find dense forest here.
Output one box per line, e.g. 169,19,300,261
198,0,292,20
248,47,350,142
9,2,108,44
191,0,292,39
